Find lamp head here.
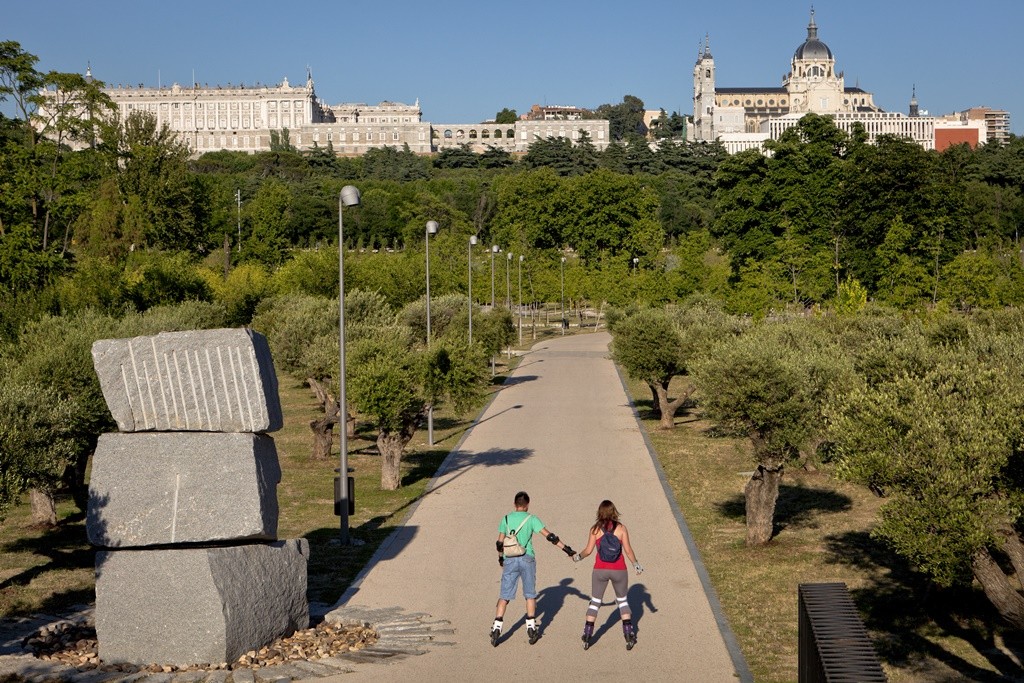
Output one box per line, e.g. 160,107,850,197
519,255,524,262
426,220,438,235
492,245,499,253
561,257,566,262
470,235,478,246
340,185,361,207
507,252,513,260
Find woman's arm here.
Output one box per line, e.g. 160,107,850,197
574,528,600,561
620,524,639,566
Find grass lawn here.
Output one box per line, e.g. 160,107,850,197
628,375,1024,682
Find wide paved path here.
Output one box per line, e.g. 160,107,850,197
312,332,750,682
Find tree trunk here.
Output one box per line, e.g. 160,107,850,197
744,464,783,546
378,431,410,491
29,489,57,526
309,414,337,460
972,546,1024,629
997,524,1024,589
653,381,696,430
647,382,661,418
308,377,344,460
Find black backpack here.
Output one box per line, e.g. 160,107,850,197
598,522,622,563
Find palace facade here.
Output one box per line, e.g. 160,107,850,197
39,68,610,156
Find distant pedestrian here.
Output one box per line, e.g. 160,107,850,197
572,500,644,650
491,491,575,646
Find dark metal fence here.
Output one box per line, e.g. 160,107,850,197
798,583,887,682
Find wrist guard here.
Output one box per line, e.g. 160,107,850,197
496,540,503,553
562,544,576,557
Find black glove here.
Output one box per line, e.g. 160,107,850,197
498,556,504,567
562,544,575,557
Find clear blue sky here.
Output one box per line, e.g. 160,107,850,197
6,0,1022,134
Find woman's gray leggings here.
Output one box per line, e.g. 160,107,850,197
587,569,630,620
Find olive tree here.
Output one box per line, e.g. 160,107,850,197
349,331,486,490
690,320,856,545
251,291,394,461
611,308,687,428
0,301,227,523
0,381,83,523
611,303,745,429
826,332,1024,628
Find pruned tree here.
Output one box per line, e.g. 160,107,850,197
349,331,486,490
611,308,686,428
0,380,83,524
612,303,745,429
251,290,394,461
826,329,1024,628
690,320,855,545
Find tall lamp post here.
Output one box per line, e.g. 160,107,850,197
425,220,438,446
490,245,499,309
468,235,477,344
506,252,512,310
235,189,241,251
632,256,639,274
560,256,566,335
518,255,524,345
337,184,361,545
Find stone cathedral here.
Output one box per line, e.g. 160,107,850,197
693,9,882,142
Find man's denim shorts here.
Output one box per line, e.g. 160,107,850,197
500,554,537,600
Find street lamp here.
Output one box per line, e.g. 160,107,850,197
560,256,566,336
425,220,438,446
337,184,361,545
506,252,512,310
518,255,524,345
632,256,639,274
235,189,241,251
468,235,478,344
490,245,499,309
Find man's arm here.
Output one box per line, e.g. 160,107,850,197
539,526,575,557
495,533,505,566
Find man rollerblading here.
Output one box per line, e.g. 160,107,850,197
490,491,575,647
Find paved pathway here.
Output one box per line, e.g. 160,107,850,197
317,332,750,682
0,332,750,682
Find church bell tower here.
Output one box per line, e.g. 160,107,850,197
693,35,716,141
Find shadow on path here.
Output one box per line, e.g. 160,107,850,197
434,404,524,445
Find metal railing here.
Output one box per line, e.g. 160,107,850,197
798,583,886,682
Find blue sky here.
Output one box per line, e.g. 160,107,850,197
6,0,1023,134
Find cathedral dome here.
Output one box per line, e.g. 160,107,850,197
793,10,832,61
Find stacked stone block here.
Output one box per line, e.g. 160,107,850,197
88,328,308,667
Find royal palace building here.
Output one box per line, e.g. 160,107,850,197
39,68,610,156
